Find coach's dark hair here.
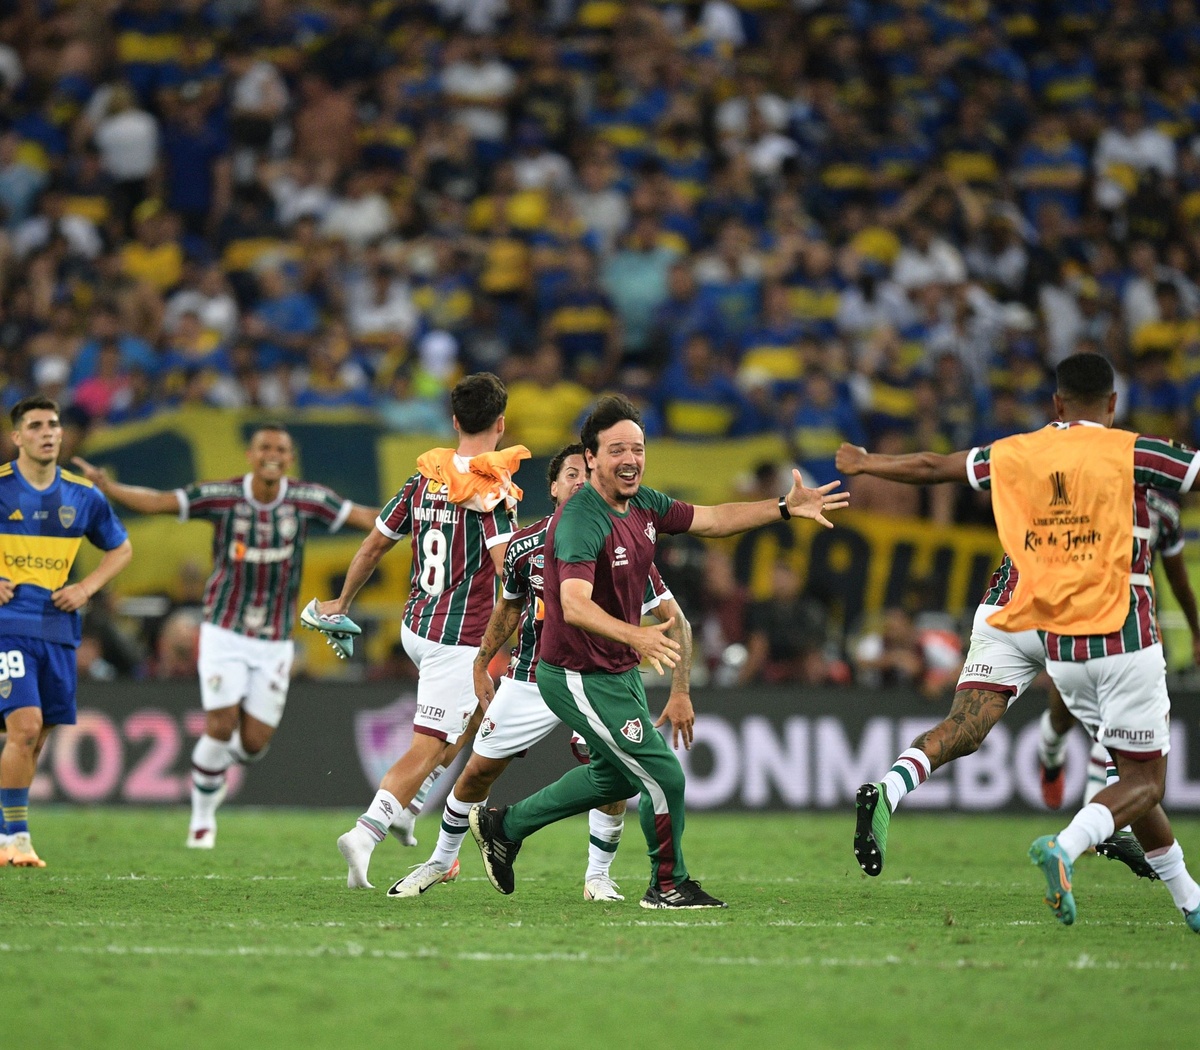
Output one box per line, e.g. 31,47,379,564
451,372,507,435
1056,353,1115,404
580,395,643,456
10,394,59,428
547,442,585,494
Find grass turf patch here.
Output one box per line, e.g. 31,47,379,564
3,809,1197,1050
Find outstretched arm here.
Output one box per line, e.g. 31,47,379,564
688,469,849,538
1161,551,1200,666
471,594,523,707
835,444,971,485
71,457,180,514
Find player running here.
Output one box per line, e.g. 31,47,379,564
387,443,694,902
72,424,377,848
835,449,1155,880
0,396,131,867
319,372,529,890
844,353,1200,930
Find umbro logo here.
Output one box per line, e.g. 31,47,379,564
612,545,629,568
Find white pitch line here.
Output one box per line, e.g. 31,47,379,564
0,942,1190,971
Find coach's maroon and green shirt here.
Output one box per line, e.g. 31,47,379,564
502,512,673,683
177,474,351,640
378,471,513,646
540,483,693,674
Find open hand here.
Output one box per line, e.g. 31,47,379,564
783,469,850,528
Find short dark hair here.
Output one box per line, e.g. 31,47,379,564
248,421,291,444
11,394,59,428
580,395,643,456
547,442,585,494
1056,352,1115,404
451,372,507,435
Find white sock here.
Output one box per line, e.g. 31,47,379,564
409,764,446,816
190,735,233,828
1038,709,1067,769
430,789,481,868
358,790,403,845
1146,840,1200,915
879,748,932,813
585,809,624,881
1056,802,1116,862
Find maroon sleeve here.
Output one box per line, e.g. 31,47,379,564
660,499,695,535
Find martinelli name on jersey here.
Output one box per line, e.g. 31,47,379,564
378,472,513,646
177,475,352,640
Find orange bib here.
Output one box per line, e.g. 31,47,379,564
987,426,1135,635
415,446,531,513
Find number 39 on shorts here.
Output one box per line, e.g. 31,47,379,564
0,650,27,680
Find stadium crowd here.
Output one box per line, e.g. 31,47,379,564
3,0,1200,685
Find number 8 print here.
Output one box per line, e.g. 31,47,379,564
0,650,26,681
419,528,448,596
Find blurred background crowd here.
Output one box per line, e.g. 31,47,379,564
3,0,1200,690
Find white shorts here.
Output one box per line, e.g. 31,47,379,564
1047,644,1171,758
197,622,295,728
954,604,1045,706
401,624,478,745
472,677,560,761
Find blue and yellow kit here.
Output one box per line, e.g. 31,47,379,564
0,462,128,648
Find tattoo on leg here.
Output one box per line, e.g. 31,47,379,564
911,689,1009,772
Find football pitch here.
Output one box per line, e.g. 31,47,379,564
4,809,1198,1050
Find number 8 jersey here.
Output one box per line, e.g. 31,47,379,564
378,472,514,646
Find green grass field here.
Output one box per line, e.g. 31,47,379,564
3,808,1198,1050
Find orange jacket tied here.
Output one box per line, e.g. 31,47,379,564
987,426,1136,635
415,446,531,514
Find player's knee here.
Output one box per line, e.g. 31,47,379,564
655,763,686,799
459,758,503,796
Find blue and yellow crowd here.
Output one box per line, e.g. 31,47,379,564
4,0,1200,683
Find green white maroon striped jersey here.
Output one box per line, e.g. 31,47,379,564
378,472,514,646
177,474,351,640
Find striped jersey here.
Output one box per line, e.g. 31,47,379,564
177,474,351,640
967,424,1200,660
0,462,128,647
378,471,514,646
501,514,672,682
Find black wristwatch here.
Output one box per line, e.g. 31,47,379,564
778,496,791,520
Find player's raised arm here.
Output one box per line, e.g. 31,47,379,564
1161,550,1200,666
71,457,181,514
835,443,971,485
687,469,849,537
